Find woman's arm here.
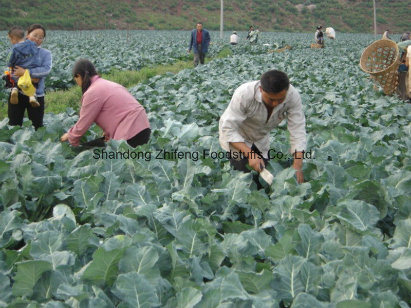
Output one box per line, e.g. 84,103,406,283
65,92,104,146
29,49,52,79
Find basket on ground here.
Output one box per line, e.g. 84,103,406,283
360,39,400,95
310,43,324,49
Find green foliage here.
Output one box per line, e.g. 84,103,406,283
0,0,409,32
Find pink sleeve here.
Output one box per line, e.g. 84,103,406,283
67,92,103,146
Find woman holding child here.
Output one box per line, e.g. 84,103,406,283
60,59,151,148
8,24,52,130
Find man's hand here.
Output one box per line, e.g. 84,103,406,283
230,142,265,173
60,133,69,142
248,154,265,173
293,151,304,184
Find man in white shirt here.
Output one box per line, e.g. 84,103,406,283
219,70,307,184
230,31,239,45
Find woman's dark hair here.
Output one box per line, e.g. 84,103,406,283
260,70,290,93
72,59,98,94
27,24,46,37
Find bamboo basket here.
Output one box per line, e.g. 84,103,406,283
310,43,324,49
360,39,400,95
268,45,292,53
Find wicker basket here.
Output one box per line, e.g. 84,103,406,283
360,39,400,95
310,43,324,49
268,45,292,53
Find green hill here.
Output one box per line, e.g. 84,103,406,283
0,0,409,33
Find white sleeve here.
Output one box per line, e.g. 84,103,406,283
219,86,250,150
286,89,307,153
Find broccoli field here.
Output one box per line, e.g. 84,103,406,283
0,31,410,307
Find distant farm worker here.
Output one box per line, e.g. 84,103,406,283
230,31,239,45
219,70,307,185
248,27,260,44
396,36,411,100
315,26,324,45
188,22,211,67
246,26,254,40
382,29,391,40
60,59,151,148
400,32,410,42
407,45,411,100
6,26,40,107
8,24,52,130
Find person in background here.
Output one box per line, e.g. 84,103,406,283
397,33,411,101
219,70,307,186
230,31,239,45
6,26,40,107
382,29,391,40
188,22,211,67
246,26,254,40
315,26,324,46
60,59,151,148
400,32,410,42
9,24,52,130
249,27,260,44
406,45,411,101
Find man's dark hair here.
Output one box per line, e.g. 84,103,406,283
260,70,290,93
8,26,24,39
27,24,46,37
72,58,98,94
197,22,203,25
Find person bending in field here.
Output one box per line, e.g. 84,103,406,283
230,31,239,45
60,59,151,148
6,26,41,107
219,70,307,186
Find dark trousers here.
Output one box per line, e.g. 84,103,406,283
229,144,270,189
80,128,151,148
8,92,44,130
194,43,205,66
126,128,151,147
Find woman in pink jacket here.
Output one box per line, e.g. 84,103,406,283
61,59,150,147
